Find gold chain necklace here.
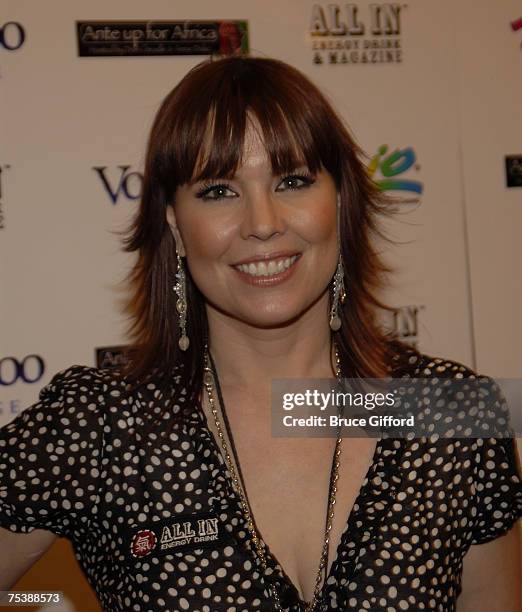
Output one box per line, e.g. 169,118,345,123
202,344,343,612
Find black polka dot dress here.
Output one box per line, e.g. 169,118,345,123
1,350,521,612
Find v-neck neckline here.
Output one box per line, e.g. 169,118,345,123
190,395,404,609
256,436,385,607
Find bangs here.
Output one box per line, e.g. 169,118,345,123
189,100,324,183
158,57,339,194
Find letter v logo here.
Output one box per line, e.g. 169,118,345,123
93,165,143,204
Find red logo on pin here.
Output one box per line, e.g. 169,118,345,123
131,530,157,557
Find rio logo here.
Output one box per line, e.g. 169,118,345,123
0,22,25,50
93,166,143,204
368,145,423,197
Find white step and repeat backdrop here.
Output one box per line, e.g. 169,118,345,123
1,1,521,609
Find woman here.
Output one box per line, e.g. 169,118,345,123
0,56,520,612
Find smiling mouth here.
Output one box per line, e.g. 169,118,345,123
233,255,300,278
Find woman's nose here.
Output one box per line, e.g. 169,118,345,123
240,191,287,241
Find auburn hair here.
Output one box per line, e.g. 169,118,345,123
117,55,406,415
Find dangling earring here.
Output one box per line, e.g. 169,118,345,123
174,251,190,350
329,253,346,331
329,193,346,331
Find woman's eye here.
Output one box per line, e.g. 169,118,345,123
276,174,315,192
195,183,236,201
194,174,315,200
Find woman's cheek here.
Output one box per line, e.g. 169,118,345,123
180,208,239,262
291,199,337,244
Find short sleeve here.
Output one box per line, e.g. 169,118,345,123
0,365,105,537
469,378,522,545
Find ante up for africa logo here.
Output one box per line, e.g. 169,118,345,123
368,145,423,203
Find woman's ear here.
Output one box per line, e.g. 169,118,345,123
166,205,186,257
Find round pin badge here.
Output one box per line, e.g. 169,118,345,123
130,529,157,558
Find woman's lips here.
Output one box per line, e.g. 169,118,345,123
231,254,301,287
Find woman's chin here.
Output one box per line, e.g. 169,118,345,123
205,290,327,330
236,304,315,330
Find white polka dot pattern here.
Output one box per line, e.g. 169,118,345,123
0,351,520,612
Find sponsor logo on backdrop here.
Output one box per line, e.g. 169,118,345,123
0,21,25,51
505,155,522,188
93,166,143,204
76,20,249,57
0,355,46,416
368,145,423,203
0,355,45,386
387,305,425,349
309,3,405,65
511,17,522,49
96,346,131,369
0,164,9,229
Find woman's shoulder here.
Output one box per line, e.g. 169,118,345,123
387,340,516,438
2,368,93,436
1,364,131,439
27,362,196,430
39,363,119,392
0,365,120,534
36,363,130,410
388,339,479,379
35,361,176,402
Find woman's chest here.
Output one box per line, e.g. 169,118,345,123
228,435,380,603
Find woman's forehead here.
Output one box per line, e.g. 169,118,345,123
210,113,267,162
239,121,270,167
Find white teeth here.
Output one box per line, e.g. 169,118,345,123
236,255,299,277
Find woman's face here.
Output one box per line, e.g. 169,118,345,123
166,120,339,329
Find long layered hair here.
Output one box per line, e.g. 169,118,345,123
118,56,403,415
